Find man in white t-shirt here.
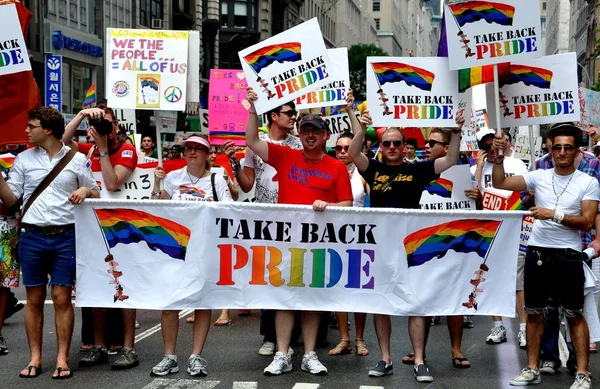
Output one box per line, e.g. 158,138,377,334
469,129,529,348
492,123,599,388
222,102,302,356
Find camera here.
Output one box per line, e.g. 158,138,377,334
89,118,113,135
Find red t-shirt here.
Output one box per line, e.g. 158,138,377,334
267,143,353,205
78,142,137,172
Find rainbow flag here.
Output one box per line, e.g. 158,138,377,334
425,178,453,198
372,62,435,91
458,63,510,93
404,219,502,267
501,64,553,89
94,208,191,261
0,154,15,172
209,131,246,143
506,191,525,210
83,84,96,108
448,1,515,27
140,76,160,90
244,42,302,74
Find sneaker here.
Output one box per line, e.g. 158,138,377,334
486,325,507,344
259,342,275,356
301,352,328,375
368,360,393,377
463,316,474,329
150,356,179,376
288,346,294,356
570,373,592,389
0,336,7,355
539,361,557,375
111,347,139,370
264,352,292,376
518,330,527,349
509,367,541,386
187,354,208,377
414,364,433,382
431,316,440,326
107,345,123,356
79,345,108,367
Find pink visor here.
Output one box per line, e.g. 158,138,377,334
181,135,211,149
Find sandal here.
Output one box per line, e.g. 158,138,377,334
214,318,232,326
355,339,369,356
79,344,93,352
19,365,42,378
328,339,352,355
186,316,195,324
52,366,73,379
402,352,415,365
452,356,471,369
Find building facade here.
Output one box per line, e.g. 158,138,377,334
372,0,403,56
545,0,570,55
539,0,547,51
334,0,377,48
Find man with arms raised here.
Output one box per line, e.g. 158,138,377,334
245,87,353,376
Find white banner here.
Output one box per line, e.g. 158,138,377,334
113,108,137,134
106,29,189,111
295,48,349,109
366,57,459,127
443,0,542,70
238,18,332,114
0,3,31,76
497,53,581,127
420,165,477,210
93,170,153,200
75,200,522,316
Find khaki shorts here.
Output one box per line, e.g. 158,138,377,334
516,252,525,291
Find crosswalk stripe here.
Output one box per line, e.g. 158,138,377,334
142,379,220,389
232,382,258,389
291,384,320,389
359,386,385,389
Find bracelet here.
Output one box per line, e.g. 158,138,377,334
151,191,161,197
248,109,257,114
553,210,565,224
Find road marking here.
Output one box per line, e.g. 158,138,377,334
495,325,521,384
142,378,220,389
232,382,258,389
18,299,54,305
135,310,193,343
359,386,385,389
291,384,320,389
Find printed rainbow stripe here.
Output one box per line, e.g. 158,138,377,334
140,76,160,90
371,62,435,91
244,42,302,74
83,84,96,108
0,155,15,172
448,1,515,27
425,177,453,198
501,64,553,89
506,191,525,210
403,219,502,267
179,186,206,198
458,63,510,93
209,131,246,141
95,208,191,261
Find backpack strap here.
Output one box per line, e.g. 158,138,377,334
211,173,219,202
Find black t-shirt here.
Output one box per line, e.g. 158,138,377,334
362,159,437,209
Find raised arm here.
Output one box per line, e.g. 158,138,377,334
348,101,370,173
433,111,463,174
245,87,270,163
491,136,527,191
63,108,105,151
223,140,255,192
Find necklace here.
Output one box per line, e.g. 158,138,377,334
303,152,325,164
551,171,575,210
187,170,204,185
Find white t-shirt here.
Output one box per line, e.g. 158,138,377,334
245,131,303,204
471,157,528,195
163,167,232,202
524,169,600,251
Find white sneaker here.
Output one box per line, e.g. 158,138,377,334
301,351,328,375
288,346,294,356
486,325,507,344
509,367,541,386
259,342,275,356
570,373,592,389
518,330,527,349
263,352,292,376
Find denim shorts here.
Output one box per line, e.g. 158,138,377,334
524,246,584,317
19,228,76,287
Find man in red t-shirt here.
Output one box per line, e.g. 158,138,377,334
245,87,352,376
63,104,140,370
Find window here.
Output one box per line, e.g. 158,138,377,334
221,3,229,28
373,0,380,12
543,2,546,11
234,2,248,29
140,0,164,27
374,18,380,30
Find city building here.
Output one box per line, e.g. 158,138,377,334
585,0,600,88
298,0,336,47
539,0,547,51
372,0,403,56
569,0,589,86
544,0,570,55
334,0,377,48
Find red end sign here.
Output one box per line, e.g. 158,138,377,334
482,190,509,211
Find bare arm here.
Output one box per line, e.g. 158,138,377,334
89,127,133,191
433,112,463,174
530,200,597,232
348,110,371,173
588,212,600,255
245,87,269,162
491,136,528,191
0,178,17,207
63,108,105,151
223,140,255,192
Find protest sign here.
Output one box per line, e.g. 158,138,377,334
238,18,332,114
186,31,200,103
420,165,476,210
366,57,459,127
0,3,31,76
106,29,189,111
513,133,542,161
208,69,249,145
579,87,600,129
76,200,522,316
443,0,542,70
455,91,479,150
156,110,178,133
295,48,349,109
113,108,137,134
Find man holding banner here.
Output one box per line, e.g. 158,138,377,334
245,86,353,376
492,124,597,388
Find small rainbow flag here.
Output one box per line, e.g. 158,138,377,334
425,178,453,198
0,154,15,172
404,219,502,267
372,62,435,91
506,191,525,210
458,63,510,93
83,84,96,108
501,64,553,89
95,208,191,261
140,76,160,90
448,1,515,27
244,42,302,74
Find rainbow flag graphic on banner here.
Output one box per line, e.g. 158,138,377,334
448,1,515,27
0,154,15,173
208,131,246,143
403,219,502,267
244,42,302,74
94,208,191,261
425,178,453,198
500,65,553,89
83,84,96,108
372,62,435,91
506,191,525,210
140,76,160,90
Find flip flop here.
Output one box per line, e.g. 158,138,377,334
19,365,42,378
402,352,415,365
214,319,232,326
52,367,73,379
452,357,471,369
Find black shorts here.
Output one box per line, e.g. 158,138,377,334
524,246,585,317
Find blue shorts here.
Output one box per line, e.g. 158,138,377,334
19,228,76,287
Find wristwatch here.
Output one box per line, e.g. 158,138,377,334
99,150,109,157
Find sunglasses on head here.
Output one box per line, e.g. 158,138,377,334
335,145,350,152
279,109,297,117
551,144,576,152
426,139,448,148
381,140,403,148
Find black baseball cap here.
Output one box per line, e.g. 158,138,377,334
299,114,326,130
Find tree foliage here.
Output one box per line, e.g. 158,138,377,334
348,44,389,101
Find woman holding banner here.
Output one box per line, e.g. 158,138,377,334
150,134,232,377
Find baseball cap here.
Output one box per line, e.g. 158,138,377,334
181,135,210,149
299,114,326,131
476,128,496,141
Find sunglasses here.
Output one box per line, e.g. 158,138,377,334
279,109,297,117
551,144,576,152
426,139,448,148
381,140,403,148
299,128,324,135
335,145,350,152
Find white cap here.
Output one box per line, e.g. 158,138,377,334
476,128,496,142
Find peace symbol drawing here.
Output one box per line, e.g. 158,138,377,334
164,86,183,103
